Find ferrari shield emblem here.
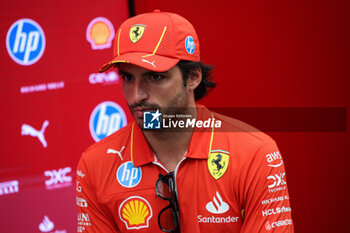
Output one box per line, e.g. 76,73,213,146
207,151,229,180
129,24,146,43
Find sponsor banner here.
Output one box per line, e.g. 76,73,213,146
21,120,49,148
77,212,91,233
198,191,239,224
89,71,119,85
267,172,286,193
77,197,88,208
20,81,65,94
107,146,125,160
262,195,289,205
118,196,152,230
86,17,115,50
6,18,46,65
77,226,85,233
116,161,142,188
44,167,72,190
268,186,286,193
0,180,19,196
39,215,54,232
78,213,91,227
39,215,67,233
265,151,283,168
77,226,86,233
77,170,85,178
76,180,82,193
206,191,229,214
89,101,127,142
265,219,293,230
262,206,292,217
198,215,239,223
185,36,195,54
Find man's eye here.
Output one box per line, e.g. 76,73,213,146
150,73,163,81
121,74,134,82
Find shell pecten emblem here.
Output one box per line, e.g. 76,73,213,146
119,196,153,229
86,17,115,50
91,22,111,45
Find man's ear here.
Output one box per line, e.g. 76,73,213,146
187,68,202,91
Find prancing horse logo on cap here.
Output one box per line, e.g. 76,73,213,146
129,24,146,43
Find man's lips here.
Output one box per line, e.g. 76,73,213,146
132,107,154,118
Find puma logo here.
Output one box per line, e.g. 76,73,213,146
21,120,49,148
107,146,125,160
141,59,156,68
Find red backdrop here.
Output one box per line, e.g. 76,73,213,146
0,0,349,232
0,1,130,232
134,1,349,232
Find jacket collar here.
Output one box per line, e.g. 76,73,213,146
130,104,215,167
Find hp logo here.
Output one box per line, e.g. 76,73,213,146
89,101,127,142
116,162,141,188
6,18,46,65
185,36,195,54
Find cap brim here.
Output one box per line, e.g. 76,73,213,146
99,52,180,73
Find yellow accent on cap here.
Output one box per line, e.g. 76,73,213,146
142,26,167,58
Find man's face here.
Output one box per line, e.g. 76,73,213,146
118,63,190,128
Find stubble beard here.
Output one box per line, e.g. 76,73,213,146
132,85,193,140
148,86,194,141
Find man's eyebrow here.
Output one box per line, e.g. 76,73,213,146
141,71,169,77
118,70,169,77
118,70,131,76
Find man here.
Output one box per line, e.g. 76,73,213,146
76,10,294,233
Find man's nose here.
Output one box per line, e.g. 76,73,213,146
132,80,148,103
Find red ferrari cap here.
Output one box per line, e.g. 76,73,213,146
99,10,200,73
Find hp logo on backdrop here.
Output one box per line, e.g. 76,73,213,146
89,101,127,142
6,18,46,65
116,162,141,188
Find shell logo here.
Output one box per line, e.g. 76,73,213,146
118,196,153,230
86,17,115,50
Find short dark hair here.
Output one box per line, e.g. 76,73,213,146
177,60,216,100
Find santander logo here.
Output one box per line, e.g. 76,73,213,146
206,191,229,214
39,215,54,232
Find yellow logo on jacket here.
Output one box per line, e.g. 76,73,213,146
119,196,153,230
129,25,146,43
208,150,229,180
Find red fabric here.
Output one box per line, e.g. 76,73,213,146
76,105,293,232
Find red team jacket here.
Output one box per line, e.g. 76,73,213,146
76,105,294,232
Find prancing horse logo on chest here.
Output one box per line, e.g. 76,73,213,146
207,150,229,180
